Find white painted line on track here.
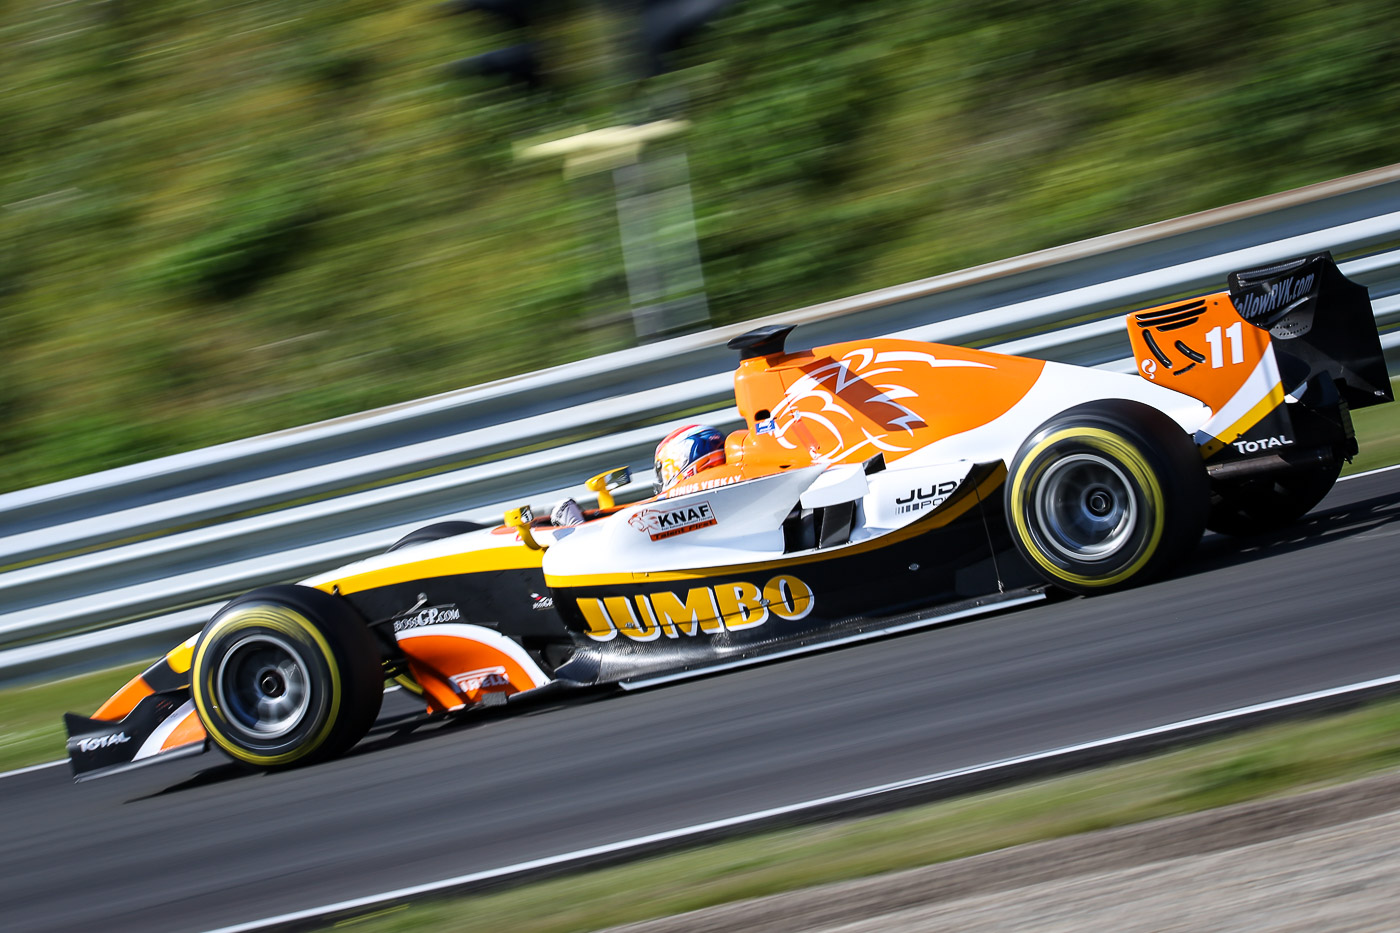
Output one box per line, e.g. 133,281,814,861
0,759,64,780
1340,462,1400,482
204,670,1400,933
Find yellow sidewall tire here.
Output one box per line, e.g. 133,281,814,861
191,585,382,769
192,606,343,767
1009,428,1166,589
1006,400,1207,595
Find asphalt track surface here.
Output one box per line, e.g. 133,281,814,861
4,470,1400,933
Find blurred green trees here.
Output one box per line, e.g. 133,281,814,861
1,0,1396,493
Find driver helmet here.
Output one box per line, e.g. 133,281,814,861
653,424,725,494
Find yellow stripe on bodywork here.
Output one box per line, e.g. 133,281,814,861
165,636,196,674
546,465,1007,588
1197,381,1286,459
322,542,544,596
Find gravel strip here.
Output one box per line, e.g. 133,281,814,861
607,770,1400,933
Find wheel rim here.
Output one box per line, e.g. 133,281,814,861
214,633,312,739
1033,453,1137,562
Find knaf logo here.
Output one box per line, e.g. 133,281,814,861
577,575,814,642
895,480,959,515
628,500,718,540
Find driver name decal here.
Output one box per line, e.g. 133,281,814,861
628,500,717,541
577,575,815,642
668,475,739,496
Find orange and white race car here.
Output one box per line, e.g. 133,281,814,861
65,253,1391,780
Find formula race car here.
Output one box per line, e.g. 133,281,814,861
66,253,1391,780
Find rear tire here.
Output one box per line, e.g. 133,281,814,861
1206,460,1341,536
191,585,382,769
1005,400,1208,595
386,521,485,553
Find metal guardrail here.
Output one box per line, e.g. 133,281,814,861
4,164,1400,682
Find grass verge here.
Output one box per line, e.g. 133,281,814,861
0,661,146,774
1344,378,1400,475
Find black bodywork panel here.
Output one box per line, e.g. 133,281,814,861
65,691,196,780
342,565,571,644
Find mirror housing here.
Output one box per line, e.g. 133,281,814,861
585,466,632,510
504,504,541,550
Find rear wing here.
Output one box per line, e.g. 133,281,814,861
1228,253,1391,409
1129,253,1390,462
1131,253,1389,411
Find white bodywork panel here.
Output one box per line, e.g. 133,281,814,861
859,460,978,534
545,466,823,578
897,361,1211,470
799,464,869,509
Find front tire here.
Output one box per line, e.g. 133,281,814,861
191,585,383,769
1006,400,1208,595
